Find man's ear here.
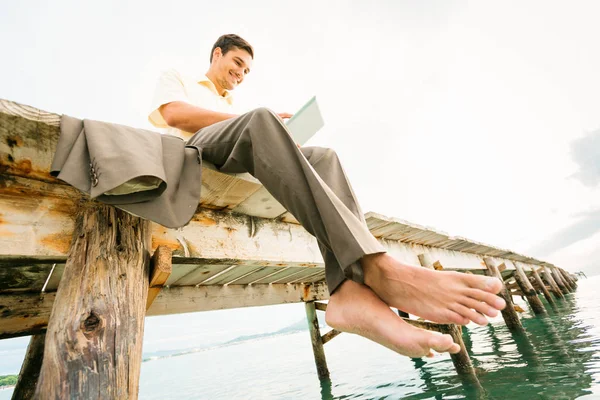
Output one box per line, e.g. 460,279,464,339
212,47,222,61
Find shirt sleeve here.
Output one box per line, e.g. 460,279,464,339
148,69,189,128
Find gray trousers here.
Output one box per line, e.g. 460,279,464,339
187,107,385,293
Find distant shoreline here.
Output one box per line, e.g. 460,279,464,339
0,385,16,391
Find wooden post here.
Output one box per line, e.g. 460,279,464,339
543,267,564,299
483,259,523,332
11,334,46,400
531,268,555,305
554,268,572,292
552,268,570,293
35,203,151,399
404,320,480,387
559,268,576,291
561,269,577,289
305,301,330,379
513,264,546,315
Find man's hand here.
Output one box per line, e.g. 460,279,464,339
276,112,300,147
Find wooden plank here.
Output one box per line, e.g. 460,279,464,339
148,282,329,316
199,165,263,210
146,246,172,310
232,186,287,219
0,261,54,293
314,302,328,312
0,292,55,339
0,99,287,218
36,204,151,399
0,282,329,338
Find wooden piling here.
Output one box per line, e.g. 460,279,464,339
531,268,555,305
35,203,151,399
513,264,546,315
559,268,576,291
305,301,330,379
405,320,480,386
543,267,564,299
483,259,523,332
552,268,570,293
11,334,45,400
561,269,577,289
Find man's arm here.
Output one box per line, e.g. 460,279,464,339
160,101,238,133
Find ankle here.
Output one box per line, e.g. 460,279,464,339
361,252,388,287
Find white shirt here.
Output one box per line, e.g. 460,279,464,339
148,69,234,139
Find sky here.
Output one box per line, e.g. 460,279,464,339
1,0,599,361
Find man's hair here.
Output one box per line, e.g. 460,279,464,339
210,34,254,63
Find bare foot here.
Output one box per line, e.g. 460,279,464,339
362,253,506,326
326,279,461,358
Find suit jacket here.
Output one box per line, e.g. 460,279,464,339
50,115,203,228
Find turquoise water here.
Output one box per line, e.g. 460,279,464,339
1,275,598,399
140,276,600,399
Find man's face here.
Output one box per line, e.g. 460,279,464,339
212,47,253,91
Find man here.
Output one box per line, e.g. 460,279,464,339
149,34,506,358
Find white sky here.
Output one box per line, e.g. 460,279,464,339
1,1,599,272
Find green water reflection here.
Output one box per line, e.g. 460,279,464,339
320,278,600,399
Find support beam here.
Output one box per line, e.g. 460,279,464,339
11,333,45,400
314,302,328,312
146,246,173,310
0,283,329,339
542,267,564,299
483,259,523,332
35,204,151,399
305,301,330,379
513,264,546,315
321,329,342,345
531,268,554,305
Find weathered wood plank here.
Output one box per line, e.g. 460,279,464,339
0,99,289,219
232,185,287,219
0,292,55,339
0,282,329,338
35,203,151,399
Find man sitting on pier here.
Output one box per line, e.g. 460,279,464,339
148,34,506,358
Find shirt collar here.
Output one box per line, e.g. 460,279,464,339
197,75,233,105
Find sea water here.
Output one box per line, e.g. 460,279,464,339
1,275,599,399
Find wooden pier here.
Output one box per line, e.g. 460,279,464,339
0,99,578,398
